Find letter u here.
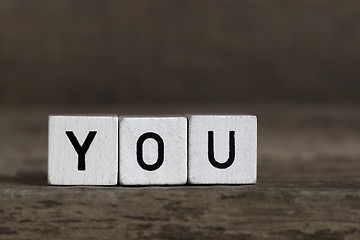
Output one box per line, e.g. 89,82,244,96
208,131,235,169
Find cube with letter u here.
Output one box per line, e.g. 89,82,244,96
187,115,257,184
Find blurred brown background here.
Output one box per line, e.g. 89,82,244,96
1,1,360,239
1,0,360,105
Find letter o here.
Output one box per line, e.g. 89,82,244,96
136,132,164,171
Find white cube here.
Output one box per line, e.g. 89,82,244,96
48,115,118,185
119,116,187,185
188,115,257,184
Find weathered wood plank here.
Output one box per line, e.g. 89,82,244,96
0,183,359,239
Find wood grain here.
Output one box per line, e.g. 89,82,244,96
0,103,359,239
0,183,359,239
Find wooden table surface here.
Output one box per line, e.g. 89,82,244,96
0,102,359,239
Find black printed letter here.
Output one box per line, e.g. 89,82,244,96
65,131,97,171
137,132,164,171
208,131,235,169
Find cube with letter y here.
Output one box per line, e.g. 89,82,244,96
188,115,257,184
48,115,118,185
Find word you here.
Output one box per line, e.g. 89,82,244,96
48,115,257,186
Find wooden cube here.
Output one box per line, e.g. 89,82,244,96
48,115,118,185
119,116,187,185
188,115,257,184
